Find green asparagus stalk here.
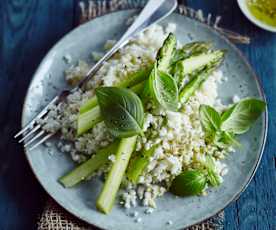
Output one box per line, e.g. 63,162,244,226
176,50,224,76
179,50,225,103
77,106,103,135
176,50,225,89
77,51,224,136
156,33,177,71
80,41,210,114
171,41,212,65
96,136,137,214
59,140,120,187
79,67,152,114
127,145,156,183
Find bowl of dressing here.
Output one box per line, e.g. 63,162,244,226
237,0,276,32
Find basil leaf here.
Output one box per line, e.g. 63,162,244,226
203,155,220,187
96,87,144,138
148,64,179,111
207,170,220,187
221,98,266,134
199,105,221,134
170,170,207,196
220,131,240,147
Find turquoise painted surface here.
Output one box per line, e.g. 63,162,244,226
0,0,275,229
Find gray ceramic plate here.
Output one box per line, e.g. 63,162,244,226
22,10,268,230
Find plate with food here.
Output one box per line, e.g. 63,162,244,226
21,9,267,230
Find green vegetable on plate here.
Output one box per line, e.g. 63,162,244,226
96,87,144,138
147,64,179,111
96,136,137,214
79,67,152,114
59,140,120,187
127,145,157,184
170,170,207,196
199,98,266,146
221,98,266,134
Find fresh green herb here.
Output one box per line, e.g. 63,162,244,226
199,105,221,134
148,64,179,111
221,98,266,134
199,98,266,147
170,169,207,196
203,155,221,187
215,131,241,147
96,87,144,138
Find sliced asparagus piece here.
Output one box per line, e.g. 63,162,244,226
96,136,137,214
127,145,156,183
79,67,152,114
156,33,177,71
79,97,98,115
179,51,225,103
176,50,224,76
130,81,146,95
59,141,119,187
77,106,103,136
171,41,212,65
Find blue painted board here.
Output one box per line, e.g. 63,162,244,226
0,0,74,229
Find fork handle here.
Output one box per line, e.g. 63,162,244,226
75,0,166,91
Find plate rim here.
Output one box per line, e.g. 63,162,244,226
21,9,268,230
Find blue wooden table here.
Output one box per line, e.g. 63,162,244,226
0,0,275,229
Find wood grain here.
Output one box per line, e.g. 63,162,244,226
0,0,73,229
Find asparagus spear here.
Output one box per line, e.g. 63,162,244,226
77,52,224,136
80,41,209,114
79,67,152,114
176,50,224,77
156,33,177,71
179,50,225,103
77,106,103,136
127,51,225,182
96,136,137,214
127,145,156,183
59,141,120,187
176,50,225,89
171,41,212,65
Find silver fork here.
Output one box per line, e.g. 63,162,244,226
14,0,177,150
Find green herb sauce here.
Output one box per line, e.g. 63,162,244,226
247,0,276,27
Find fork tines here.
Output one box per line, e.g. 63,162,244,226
14,96,58,150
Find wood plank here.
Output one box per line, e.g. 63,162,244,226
187,0,276,229
0,0,74,229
